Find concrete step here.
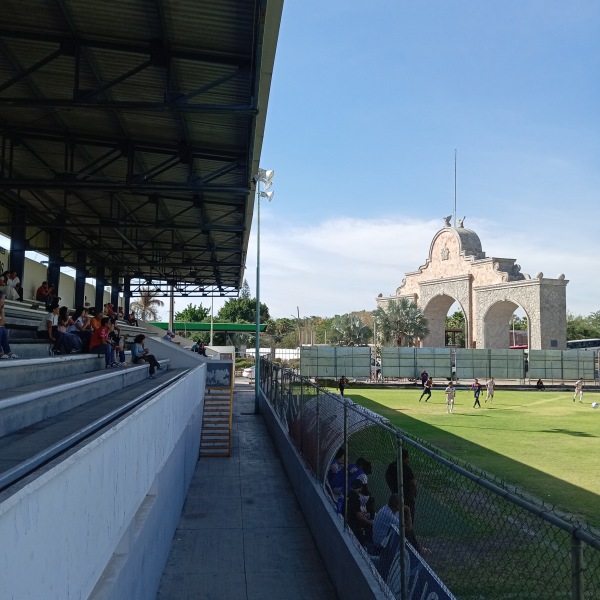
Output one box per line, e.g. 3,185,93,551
0,361,169,437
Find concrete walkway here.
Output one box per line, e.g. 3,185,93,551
156,382,337,600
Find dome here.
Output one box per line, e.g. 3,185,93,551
454,227,484,259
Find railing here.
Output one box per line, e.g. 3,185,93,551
259,359,600,600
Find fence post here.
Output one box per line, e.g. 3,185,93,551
343,398,349,529
396,433,407,600
315,388,320,483
571,532,584,600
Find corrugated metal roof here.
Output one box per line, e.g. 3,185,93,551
0,0,283,297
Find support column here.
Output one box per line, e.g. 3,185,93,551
94,265,105,312
9,204,26,294
47,228,62,300
123,277,131,317
110,268,120,310
75,250,87,308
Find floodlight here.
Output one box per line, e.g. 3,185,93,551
260,191,274,202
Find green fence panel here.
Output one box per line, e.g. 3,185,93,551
528,350,564,381
489,349,525,379
299,346,371,379
381,347,416,379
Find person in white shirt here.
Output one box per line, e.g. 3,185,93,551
573,380,584,403
445,382,455,413
485,377,495,403
372,494,400,549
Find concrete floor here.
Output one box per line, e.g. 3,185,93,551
156,383,337,600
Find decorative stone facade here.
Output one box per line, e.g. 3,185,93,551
376,222,568,349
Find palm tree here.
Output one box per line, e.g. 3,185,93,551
373,298,429,347
130,286,164,322
330,313,373,346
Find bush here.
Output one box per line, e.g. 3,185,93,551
236,358,254,369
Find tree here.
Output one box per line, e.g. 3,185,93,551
240,279,251,299
566,311,600,341
129,287,164,321
174,303,210,322
373,298,430,347
445,311,465,347
329,313,373,346
217,297,270,324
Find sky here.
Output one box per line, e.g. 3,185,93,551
4,2,600,322
248,0,600,320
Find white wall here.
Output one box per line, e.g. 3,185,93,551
0,366,205,600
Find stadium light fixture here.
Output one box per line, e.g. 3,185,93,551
253,168,275,414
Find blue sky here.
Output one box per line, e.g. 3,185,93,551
5,2,599,323
248,0,600,320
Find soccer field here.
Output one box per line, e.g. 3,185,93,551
341,385,600,529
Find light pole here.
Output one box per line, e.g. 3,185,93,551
252,168,274,414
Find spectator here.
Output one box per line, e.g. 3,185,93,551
0,291,19,358
67,306,92,352
196,341,207,356
162,330,176,342
36,301,62,354
6,271,23,301
385,449,417,523
420,369,429,387
89,316,114,368
57,306,82,353
348,457,370,489
536,378,545,391
347,478,373,547
372,494,400,550
0,271,20,301
89,309,104,331
104,303,116,318
108,320,126,366
126,312,139,327
117,306,124,320
132,333,161,378
328,447,346,497
35,281,50,302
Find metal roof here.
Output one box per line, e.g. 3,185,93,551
0,0,283,298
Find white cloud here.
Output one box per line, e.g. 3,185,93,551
252,215,600,319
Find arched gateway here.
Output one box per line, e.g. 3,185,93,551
376,220,568,350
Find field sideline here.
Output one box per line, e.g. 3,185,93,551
336,385,600,529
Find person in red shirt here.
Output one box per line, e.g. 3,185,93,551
89,316,114,368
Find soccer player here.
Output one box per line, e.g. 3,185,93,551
573,379,584,403
445,382,455,413
485,377,495,403
471,378,482,408
419,377,433,402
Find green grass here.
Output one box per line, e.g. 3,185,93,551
332,386,600,529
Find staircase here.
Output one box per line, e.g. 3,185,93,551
199,386,233,457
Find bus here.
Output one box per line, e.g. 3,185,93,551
566,339,600,351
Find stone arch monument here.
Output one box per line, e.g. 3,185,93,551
376,219,568,350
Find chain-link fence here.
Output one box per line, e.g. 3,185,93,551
259,359,600,600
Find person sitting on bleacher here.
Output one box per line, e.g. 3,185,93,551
6,271,23,302
89,308,104,331
67,306,92,352
108,320,126,366
0,291,19,358
126,311,139,327
132,333,161,378
57,306,82,354
36,301,63,354
89,316,114,368
0,271,20,301
35,281,50,302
